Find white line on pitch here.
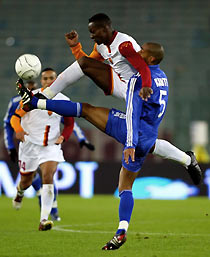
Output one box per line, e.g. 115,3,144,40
53,225,210,237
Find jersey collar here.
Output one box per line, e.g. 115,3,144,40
149,64,160,69
106,31,118,46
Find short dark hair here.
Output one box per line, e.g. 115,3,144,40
89,13,111,27
147,42,164,64
41,67,55,73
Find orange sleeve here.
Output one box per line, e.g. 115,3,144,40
10,101,26,133
70,42,104,62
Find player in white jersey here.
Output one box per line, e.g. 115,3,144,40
30,13,200,179
11,69,74,231
41,13,152,100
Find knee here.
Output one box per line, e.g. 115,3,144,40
78,56,90,71
42,173,53,184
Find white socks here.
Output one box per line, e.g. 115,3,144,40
42,61,84,98
118,220,129,232
153,139,191,166
40,184,54,221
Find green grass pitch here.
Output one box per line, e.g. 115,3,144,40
1,195,210,257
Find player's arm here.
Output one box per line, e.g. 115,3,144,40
10,102,28,142
119,41,153,100
55,116,74,144
73,121,95,151
124,75,143,164
3,98,16,151
65,30,104,61
4,120,18,162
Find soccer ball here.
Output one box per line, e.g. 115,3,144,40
15,54,42,80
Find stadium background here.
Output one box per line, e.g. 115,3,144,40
0,0,210,197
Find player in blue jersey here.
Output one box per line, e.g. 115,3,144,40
17,42,202,248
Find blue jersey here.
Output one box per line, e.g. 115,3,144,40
125,64,169,149
105,64,169,172
3,95,21,150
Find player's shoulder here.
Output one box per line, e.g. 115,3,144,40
116,32,138,44
115,32,140,51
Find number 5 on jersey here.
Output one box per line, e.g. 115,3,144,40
158,90,167,118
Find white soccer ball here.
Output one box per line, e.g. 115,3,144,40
15,54,42,80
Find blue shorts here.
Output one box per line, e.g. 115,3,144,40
105,108,157,172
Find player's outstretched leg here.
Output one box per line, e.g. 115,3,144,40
185,151,202,185
102,230,127,250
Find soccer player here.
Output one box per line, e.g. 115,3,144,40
10,70,75,231
17,42,202,246
27,13,198,174
3,81,60,219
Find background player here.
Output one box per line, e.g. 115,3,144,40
17,43,202,245
11,69,74,230
3,81,61,220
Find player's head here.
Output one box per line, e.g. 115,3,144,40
25,80,38,91
88,13,113,45
140,43,164,65
41,68,57,89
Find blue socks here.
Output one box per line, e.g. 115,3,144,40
46,100,82,117
116,190,134,234
31,96,82,117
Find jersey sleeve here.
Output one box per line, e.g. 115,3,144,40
73,121,86,142
119,41,152,88
4,123,15,150
125,75,143,149
10,102,26,133
61,116,74,141
3,99,15,150
70,42,104,62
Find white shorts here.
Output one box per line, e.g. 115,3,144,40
110,69,128,101
18,140,65,173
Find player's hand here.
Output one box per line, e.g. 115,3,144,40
8,148,18,163
15,131,29,142
65,30,79,47
55,135,65,145
124,148,135,164
80,139,95,151
139,87,153,101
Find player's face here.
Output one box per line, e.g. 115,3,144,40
139,43,153,65
41,70,57,89
88,22,108,45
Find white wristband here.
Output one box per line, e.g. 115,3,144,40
37,99,47,110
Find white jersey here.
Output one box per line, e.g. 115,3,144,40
96,31,141,82
21,89,69,146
